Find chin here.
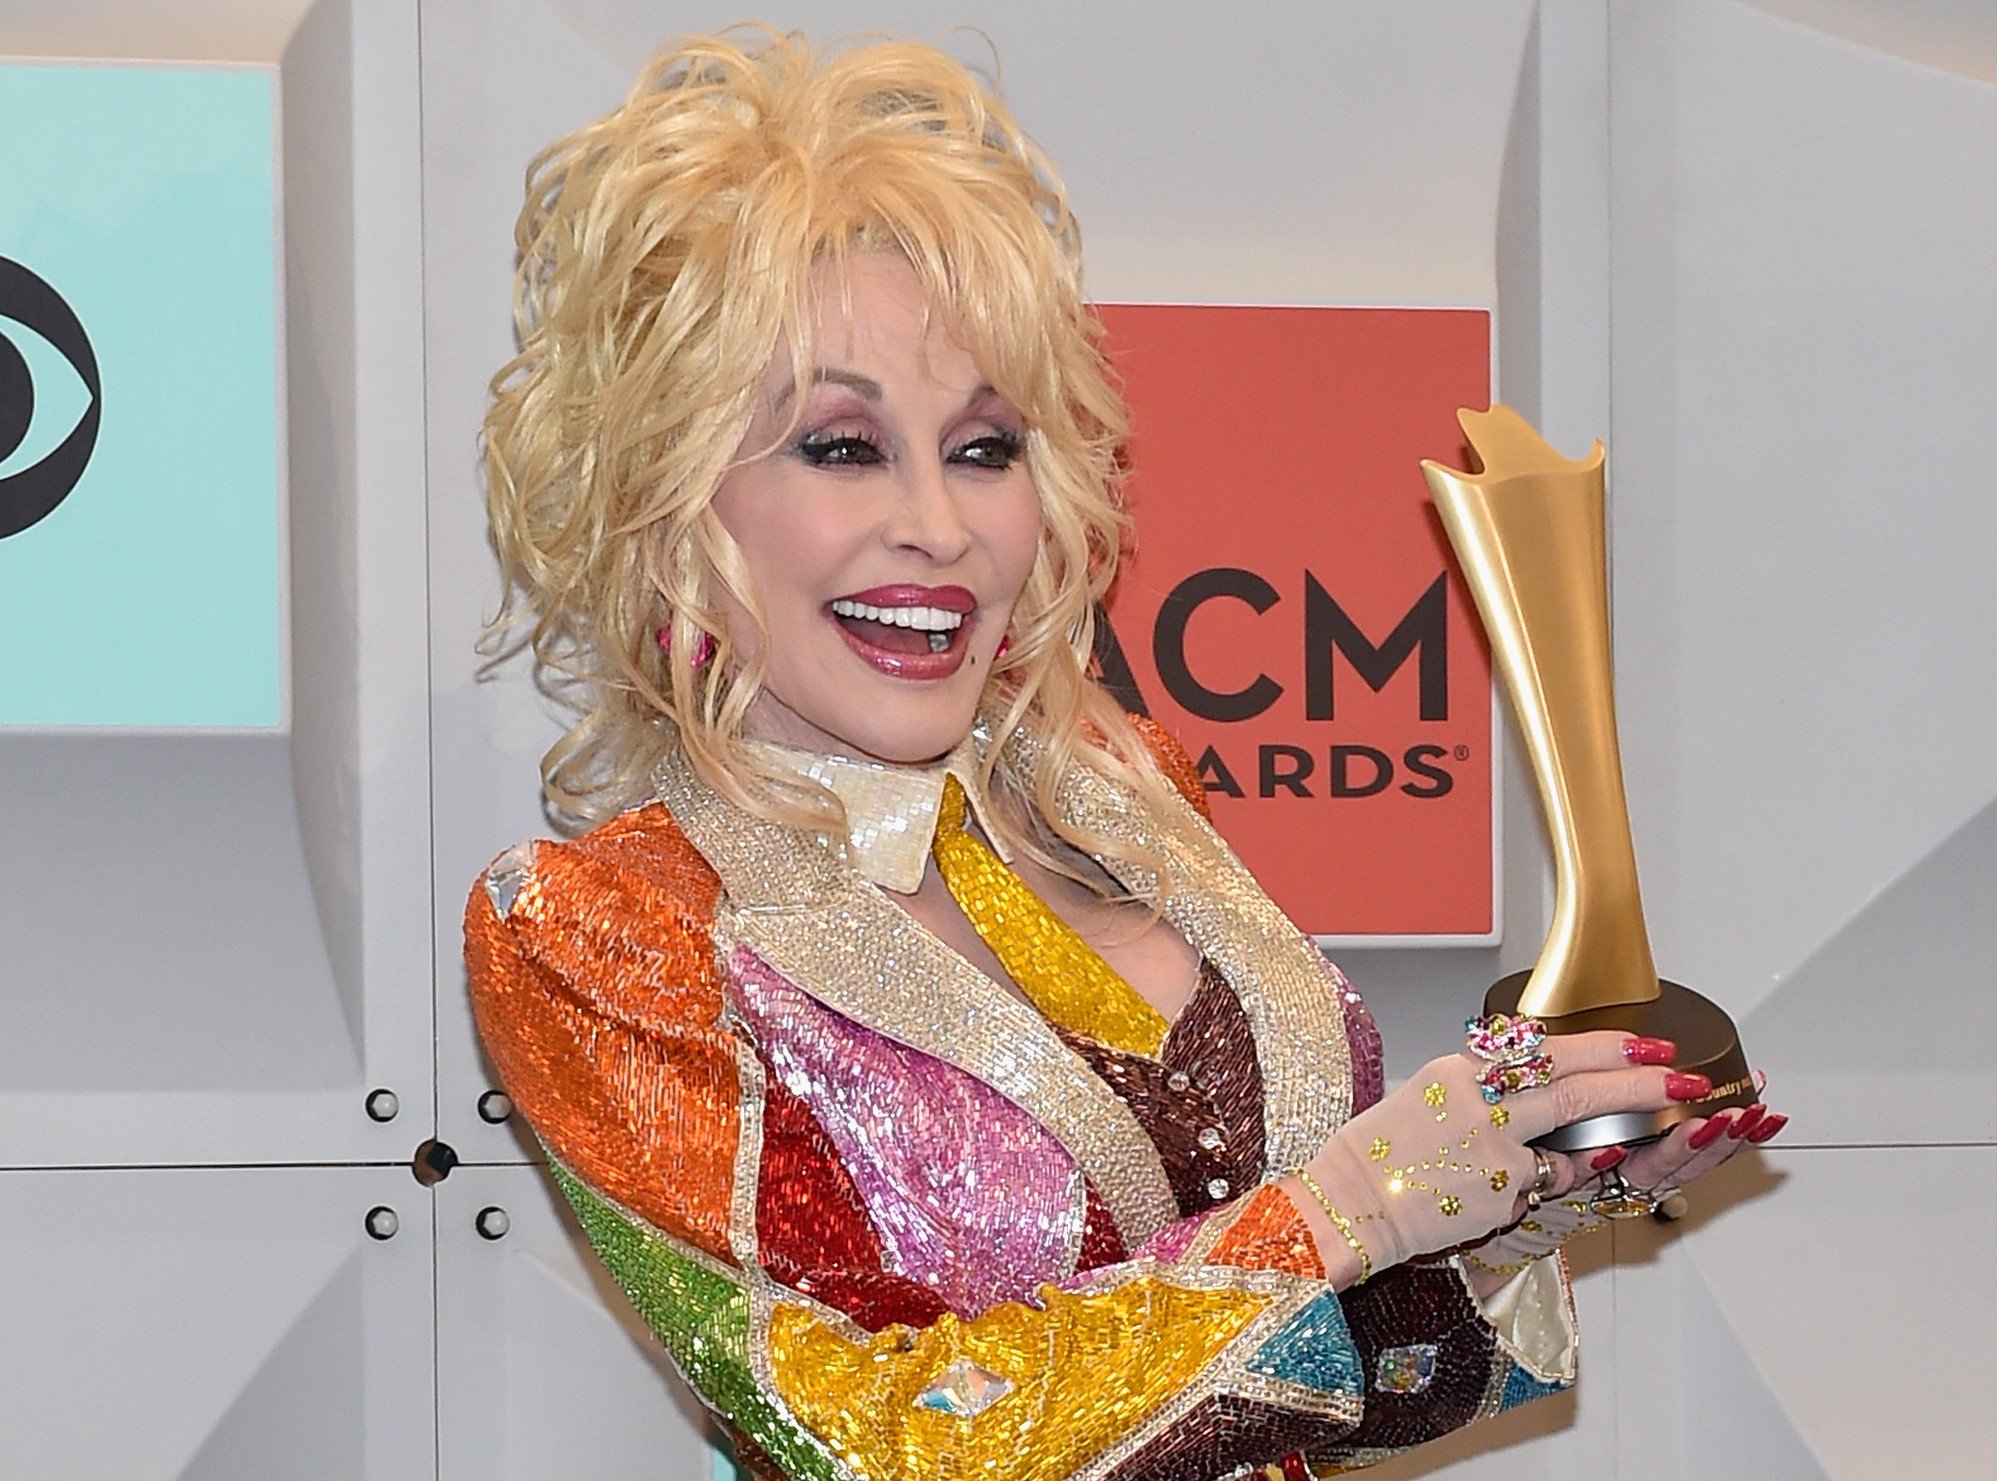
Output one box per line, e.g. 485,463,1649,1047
833,698,981,766
785,674,984,766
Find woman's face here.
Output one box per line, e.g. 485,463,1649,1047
710,252,1042,765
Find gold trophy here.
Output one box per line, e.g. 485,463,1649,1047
1423,407,1754,1152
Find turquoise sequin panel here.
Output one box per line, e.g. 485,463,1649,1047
1499,1360,1568,1411
1244,1291,1364,1396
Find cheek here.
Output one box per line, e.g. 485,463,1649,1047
985,484,1047,596
713,477,853,630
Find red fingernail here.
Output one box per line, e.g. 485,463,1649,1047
1623,1037,1677,1066
1729,1104,1766,1140
1688,1114,1732,1150
1590,1146,1628,1172
1747,1114,1787,1144
1665,1072,1712,1101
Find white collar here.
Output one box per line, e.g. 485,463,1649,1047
747,734,1011,894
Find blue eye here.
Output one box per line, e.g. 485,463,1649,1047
951,429,1022,471
795,432,886,467
0,255,102,541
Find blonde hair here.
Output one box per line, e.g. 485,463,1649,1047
483,27,1181,880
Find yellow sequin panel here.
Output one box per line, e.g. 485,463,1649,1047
931,776,1171,1057
769,1279,1269,1480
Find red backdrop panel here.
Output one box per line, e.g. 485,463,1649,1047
1097,304,1493,938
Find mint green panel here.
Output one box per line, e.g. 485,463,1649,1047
0,65,279,727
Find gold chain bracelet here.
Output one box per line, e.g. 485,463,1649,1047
1293,1169,1372,1286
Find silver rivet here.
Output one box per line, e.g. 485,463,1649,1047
1207,1178,1230,1200
1167,1071,1192,1093
475,1206,511,1240
477,1090,513,1124
365,1088,399,1122
1197,1126,1224,1151
365,1206,399,1240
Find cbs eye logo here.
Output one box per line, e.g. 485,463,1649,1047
0,255,101,541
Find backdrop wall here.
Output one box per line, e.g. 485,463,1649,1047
3,2,1990,1477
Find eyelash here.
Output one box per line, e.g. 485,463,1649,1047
793,426,1024,472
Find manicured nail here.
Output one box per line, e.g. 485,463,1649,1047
1665,1072,1712,1101
1753,1068,1769,1094
1747,1114,1787,1144
1623,1037,1677,1066
1688,1114,1732,1150
1729,1104,1766,1140
1590,1146,1628,1172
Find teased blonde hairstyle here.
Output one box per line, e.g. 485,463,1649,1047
483,27,1182,879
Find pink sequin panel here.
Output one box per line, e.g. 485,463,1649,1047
727,945,1085,1317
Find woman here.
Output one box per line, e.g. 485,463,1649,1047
467,31,1780,1479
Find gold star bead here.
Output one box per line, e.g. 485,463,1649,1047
1438,1195,1462,1216
1489,1169,1510,1191
1369,1138,1391,1161
1488,1105,1510,1129
1424,1082,1447,1108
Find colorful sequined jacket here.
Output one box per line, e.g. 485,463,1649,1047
465,720,1576,1479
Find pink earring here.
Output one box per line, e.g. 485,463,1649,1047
657,623,716,670
996,635,1012,659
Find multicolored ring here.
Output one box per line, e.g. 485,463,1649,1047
1477,1052,1555,1104
1465,1011,1548,1065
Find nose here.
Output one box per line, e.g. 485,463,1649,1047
882,453,973,565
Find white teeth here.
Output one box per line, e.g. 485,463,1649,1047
829,599,965,632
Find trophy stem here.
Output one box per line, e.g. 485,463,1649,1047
1424,434,1660,1018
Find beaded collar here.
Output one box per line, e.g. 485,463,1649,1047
747,734,1011,895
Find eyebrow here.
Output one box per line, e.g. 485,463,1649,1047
772,368,1006,415
772,367,883,412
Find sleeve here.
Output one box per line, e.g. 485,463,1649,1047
467,818,851,1479
464,817,741,1264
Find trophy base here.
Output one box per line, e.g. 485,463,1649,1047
1483,974,1755,1153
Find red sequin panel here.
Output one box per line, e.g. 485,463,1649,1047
755,1065,950,1332
464,805,741,1263
1076,1180,1129,1272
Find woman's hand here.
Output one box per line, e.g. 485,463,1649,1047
1284,1030,1713,1287
1459,1073,1783,1294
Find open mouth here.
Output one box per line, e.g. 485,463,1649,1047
828,598,966,655
825,585,978,679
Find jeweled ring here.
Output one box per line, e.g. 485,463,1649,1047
1465,1012,1548,1065
1524,1148,1560,1211
1588,1169,1660,1220
1477,1053,1555,1104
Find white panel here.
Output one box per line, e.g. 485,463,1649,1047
423,0,632,1161
436,1163,718,1480
0,1166,432,1480
1607,0,1997,1095
1613,1147,1994,1478
0,0,432,1167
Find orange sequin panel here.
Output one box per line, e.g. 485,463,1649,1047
1130,714,1213,820
1206,1184,1327,1281
464,805,740,1264
769,1278,1270,1479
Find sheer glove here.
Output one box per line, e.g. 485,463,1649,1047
1288,1030,1692,1283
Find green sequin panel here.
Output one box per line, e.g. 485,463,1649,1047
549,1161,841,1481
